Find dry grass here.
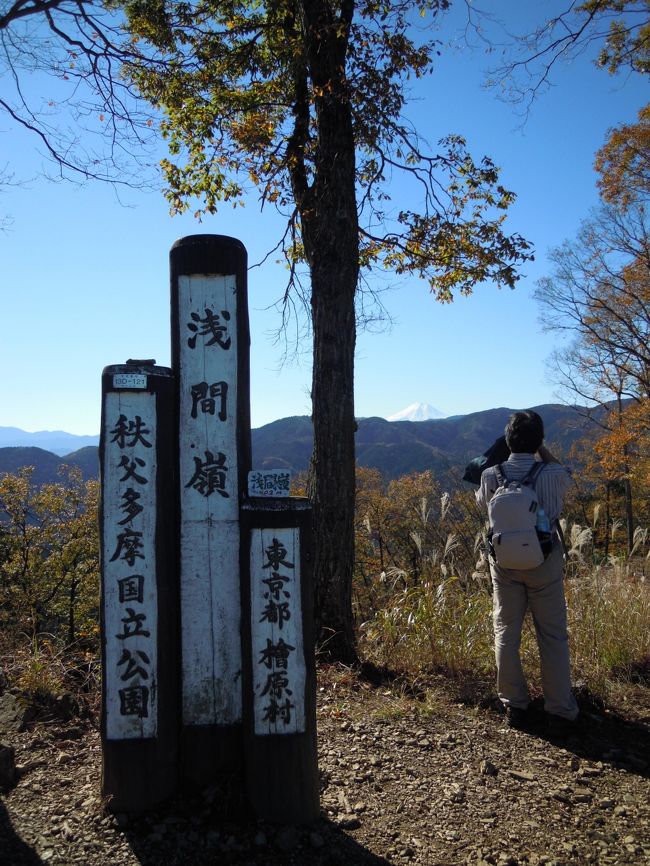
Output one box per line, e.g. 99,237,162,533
358,575,494,677
567,565,650,694
356,488,650,705
1,468,648,717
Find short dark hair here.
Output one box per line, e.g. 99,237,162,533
504,410,544,454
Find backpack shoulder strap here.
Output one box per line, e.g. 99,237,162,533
494,463,506,487
522,461,545,488
554,518,568,562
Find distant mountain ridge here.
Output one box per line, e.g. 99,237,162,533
253,403,595,480
0,426,99,456
0,403,602,484
0,446,99,486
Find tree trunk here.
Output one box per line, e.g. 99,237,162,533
621,428,635,554
68,577,77,646
604,482,611,560
300,0,359,663
309,270,357,662
617,398,635,555
623,474,634,555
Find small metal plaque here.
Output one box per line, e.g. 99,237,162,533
113,373,148,390
248,470,291,498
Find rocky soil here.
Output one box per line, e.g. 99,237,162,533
1,668,650,866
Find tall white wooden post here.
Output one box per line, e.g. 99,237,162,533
100,361,178,811
171,235,251,780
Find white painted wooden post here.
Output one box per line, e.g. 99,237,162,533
100,362,178,811
103,386,158,740
250,527,306,735
178,273,241,725
99,237,319,817
171,236,251,780
241,498,319,824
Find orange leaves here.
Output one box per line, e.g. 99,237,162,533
595,105,650,209
584,399,650,489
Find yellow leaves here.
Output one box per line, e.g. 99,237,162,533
585,399,650,489
230,111,276,151
121,0,527,296
0,467,100,644
312,81,335,98
596,104,650,209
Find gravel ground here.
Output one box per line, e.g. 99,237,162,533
1,668,650,866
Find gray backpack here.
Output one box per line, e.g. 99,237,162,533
488,463,548,570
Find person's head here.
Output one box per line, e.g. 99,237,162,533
504,410,544,454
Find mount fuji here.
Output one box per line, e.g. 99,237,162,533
387,402,447,422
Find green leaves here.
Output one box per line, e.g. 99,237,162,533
357,133,532,298
122,0,530,295
578,0,650,75
0,467,100,646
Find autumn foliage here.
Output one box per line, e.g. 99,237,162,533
0,466,99,648
0,446,648,711
352,458,649,695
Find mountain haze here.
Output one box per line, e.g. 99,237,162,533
0,403,600,484
0,427,99,456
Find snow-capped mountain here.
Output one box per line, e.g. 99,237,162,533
387,402,447,422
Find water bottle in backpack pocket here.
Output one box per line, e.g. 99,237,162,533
535,507,554,560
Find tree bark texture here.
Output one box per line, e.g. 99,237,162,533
623,474,634,554
298,0,359,663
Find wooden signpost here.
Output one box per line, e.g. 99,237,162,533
241,497,319,823
170,234,251,781
100,236,318,823
99,361,178,811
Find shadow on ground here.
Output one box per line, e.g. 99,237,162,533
360,659,650,780
0,799,44,866
119,771,390,866
123,814,391,866
501,692,650,778
542,709,650,776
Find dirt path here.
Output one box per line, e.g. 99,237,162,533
1,669,649,866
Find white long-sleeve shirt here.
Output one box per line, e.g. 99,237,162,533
475,453,571,524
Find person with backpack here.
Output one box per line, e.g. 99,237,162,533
475,410,579,732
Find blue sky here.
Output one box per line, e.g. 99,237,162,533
1,2,647,435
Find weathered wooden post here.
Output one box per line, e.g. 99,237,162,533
99,361,178,811
100,237,319,819
170,235,251,782
241,473,319,824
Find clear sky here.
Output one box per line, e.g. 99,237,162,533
1,2,647,435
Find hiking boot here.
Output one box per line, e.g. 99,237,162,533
546,712,581,739
505,706,530,730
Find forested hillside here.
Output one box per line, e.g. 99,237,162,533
0,402,606,484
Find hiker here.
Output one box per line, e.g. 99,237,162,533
475,410,579,731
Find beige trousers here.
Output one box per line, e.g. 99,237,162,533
491,544,579,720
